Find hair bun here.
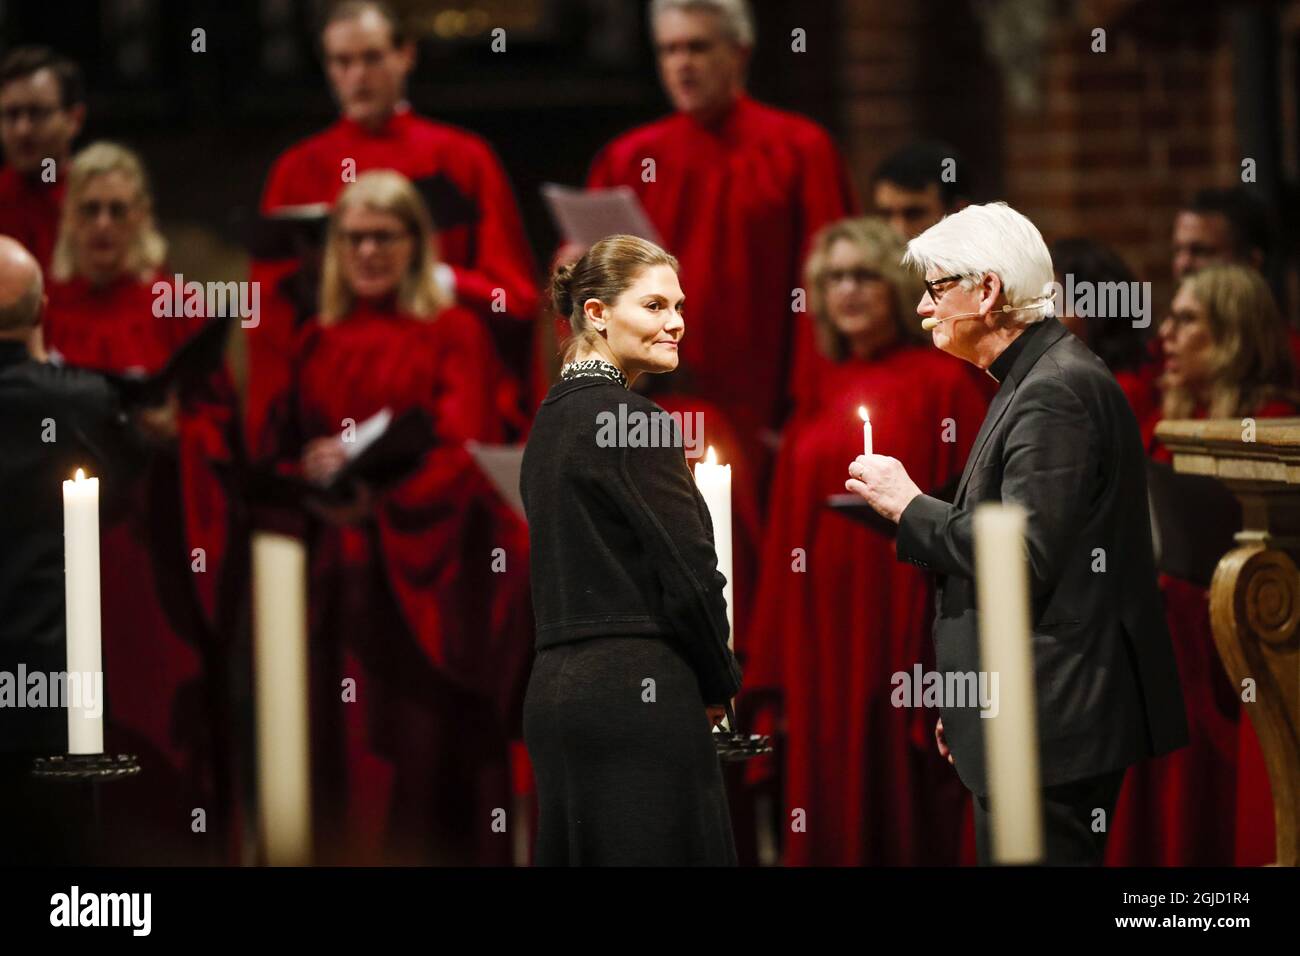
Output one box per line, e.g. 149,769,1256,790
551,261,576,318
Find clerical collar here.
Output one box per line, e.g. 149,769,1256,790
987,318,1048,383
560,358,628,389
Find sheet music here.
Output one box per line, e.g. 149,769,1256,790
466,441,526,520
541,184,663,246
341,407,393,461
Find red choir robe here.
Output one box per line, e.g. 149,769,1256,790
1114,363,1159,428
252,106,539,457
586,94,858,454
43,272,237,862
0,166,64,271
1105,398,1293,866
289,299,532,865
743,344,990,865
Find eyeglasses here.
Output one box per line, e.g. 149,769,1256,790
339,228,412,250
923,274,966,303
824,267,883,287
0,105,59,126
76,200,133,222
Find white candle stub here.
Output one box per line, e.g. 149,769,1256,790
63,467,103,755
973,502,1043,865
252,532,313,866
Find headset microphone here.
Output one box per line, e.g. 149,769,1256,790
920,298,1053,332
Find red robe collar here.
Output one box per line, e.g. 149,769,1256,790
334,103,417,142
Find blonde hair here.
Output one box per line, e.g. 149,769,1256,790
552,235,680,364
318,170,447,324
1162,264,1295,419
50,141,166,283
804,217,925,360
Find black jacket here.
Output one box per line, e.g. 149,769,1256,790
0,341,142,753
521,376,742,704
897,318,1189,794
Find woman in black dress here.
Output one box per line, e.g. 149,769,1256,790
521,234,742,866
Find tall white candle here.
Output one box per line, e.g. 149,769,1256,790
859,405,873,456
252,532,313,866
63,468,103,755
973,502,1043,864
693,446,733,647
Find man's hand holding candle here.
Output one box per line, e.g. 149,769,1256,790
846,454,922,524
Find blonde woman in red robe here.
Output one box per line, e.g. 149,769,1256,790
744,218,990,865
1106,264,1296,866
250,1,538,460
286,170,530,865
43,141,236,862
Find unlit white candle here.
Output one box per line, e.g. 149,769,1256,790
252,532,312,866
859,405,873,456
62,468,103,755
973,503,1043,864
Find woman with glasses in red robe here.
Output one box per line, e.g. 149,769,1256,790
744,218,991,865
42,141,237,862
285,170,530,865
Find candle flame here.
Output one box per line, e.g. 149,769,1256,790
705,446,718,465
858,405,870,423
74,468,85,482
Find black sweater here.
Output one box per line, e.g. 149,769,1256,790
521,376,742,704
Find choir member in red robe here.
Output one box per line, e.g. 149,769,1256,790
1170,188,1300,374
1107,264,1297,866
0,47,84,271
1050,238,1159,424
43,142,236,863
251,0,539,457
283,170,530,865
583,0,857,462
744,219,990,865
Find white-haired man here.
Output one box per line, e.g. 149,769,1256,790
585,0,857,454
845,202,1188,865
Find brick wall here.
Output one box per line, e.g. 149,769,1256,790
835,0,1263,312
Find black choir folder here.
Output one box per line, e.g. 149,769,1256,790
242,407,436,508
1145,459,1240,588
827,474,960,537
250,174,479,259
87,313,232,407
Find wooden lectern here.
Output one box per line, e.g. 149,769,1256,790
1156,417,1300,866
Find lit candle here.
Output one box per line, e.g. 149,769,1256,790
973,502,1044,864
62,468,103,755
859,405,873,456
252,532,313,866
693,447,733,647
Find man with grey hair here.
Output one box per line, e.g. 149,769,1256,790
845,203,1188,865
585,0,857,454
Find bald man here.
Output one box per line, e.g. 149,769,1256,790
0,235,152,861
0,237,142,750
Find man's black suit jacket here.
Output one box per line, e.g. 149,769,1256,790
897,317,1189,795
0,340,142,753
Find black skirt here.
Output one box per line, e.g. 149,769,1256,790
523,636,737,866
